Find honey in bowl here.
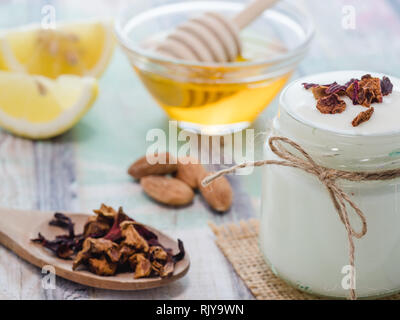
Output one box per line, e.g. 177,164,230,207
116,1,314,133
134,35,291,132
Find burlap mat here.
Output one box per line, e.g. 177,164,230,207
209,219,400,300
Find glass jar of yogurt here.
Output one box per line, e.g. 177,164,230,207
260,70,400,298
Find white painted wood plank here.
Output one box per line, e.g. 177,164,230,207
0,133,42,299
1,0,399,300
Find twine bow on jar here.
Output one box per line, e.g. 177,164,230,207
202,136,400,300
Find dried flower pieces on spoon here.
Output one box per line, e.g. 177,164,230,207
303,74,393,127
32,204,185,279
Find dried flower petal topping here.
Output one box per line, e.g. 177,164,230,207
316,93,346,114
358,74,383,107
303,74,394,126
346,80,361,105
302,82,318,89
311,86,329,100
344,78,357,87
302,82,335,90
304,82,347,98
325,82,347,95
346,75,381,108
352,107,374,127
381,76,393,96
304,74,393,107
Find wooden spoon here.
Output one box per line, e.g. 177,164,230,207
0,207,190,290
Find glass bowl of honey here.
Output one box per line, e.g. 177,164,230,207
115,0,314,135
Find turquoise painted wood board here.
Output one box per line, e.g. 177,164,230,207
0,0,399,299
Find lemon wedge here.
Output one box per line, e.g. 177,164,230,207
0,19,115,78
0,71,98,139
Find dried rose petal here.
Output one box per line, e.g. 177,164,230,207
311,86,329,99
303,82,338,90
33,205,186,280
344,78,357,88
352,107,374,127
350,80,360,105
302,82,319,89
360,75,383,105
305,75,392,103
316,94,346,114
325,83,347,95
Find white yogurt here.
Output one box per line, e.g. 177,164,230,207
260,71,400,298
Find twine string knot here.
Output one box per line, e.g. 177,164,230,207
201,136,394,300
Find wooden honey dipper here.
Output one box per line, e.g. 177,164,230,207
154,0,280,108
157,0,279,62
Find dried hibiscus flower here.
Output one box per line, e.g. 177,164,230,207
381,76,393,96
346,75,383,107
103,207,133,242
172,239,185,263
129,253,152,278
72,237,121,273
32,205,186,280
303,82,346,99
316,93,346,114
93,203,118,219
83,204,120,238
120,221,149,253
358,74,383,107
83,215,111,238
325,82,347,95
302,82,335,90
303,74,394,126
352,107,374,127
311,86,329,100
32,213,84,259
49,213,75,237
88,256,118,276
346,80,361,105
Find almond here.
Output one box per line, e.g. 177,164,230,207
128,152,177,179
198,172,233,212
176,156,207,189
140,175,194,206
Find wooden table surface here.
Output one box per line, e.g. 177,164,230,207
0,0,399,300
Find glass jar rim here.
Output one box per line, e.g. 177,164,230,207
114,0,315,70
